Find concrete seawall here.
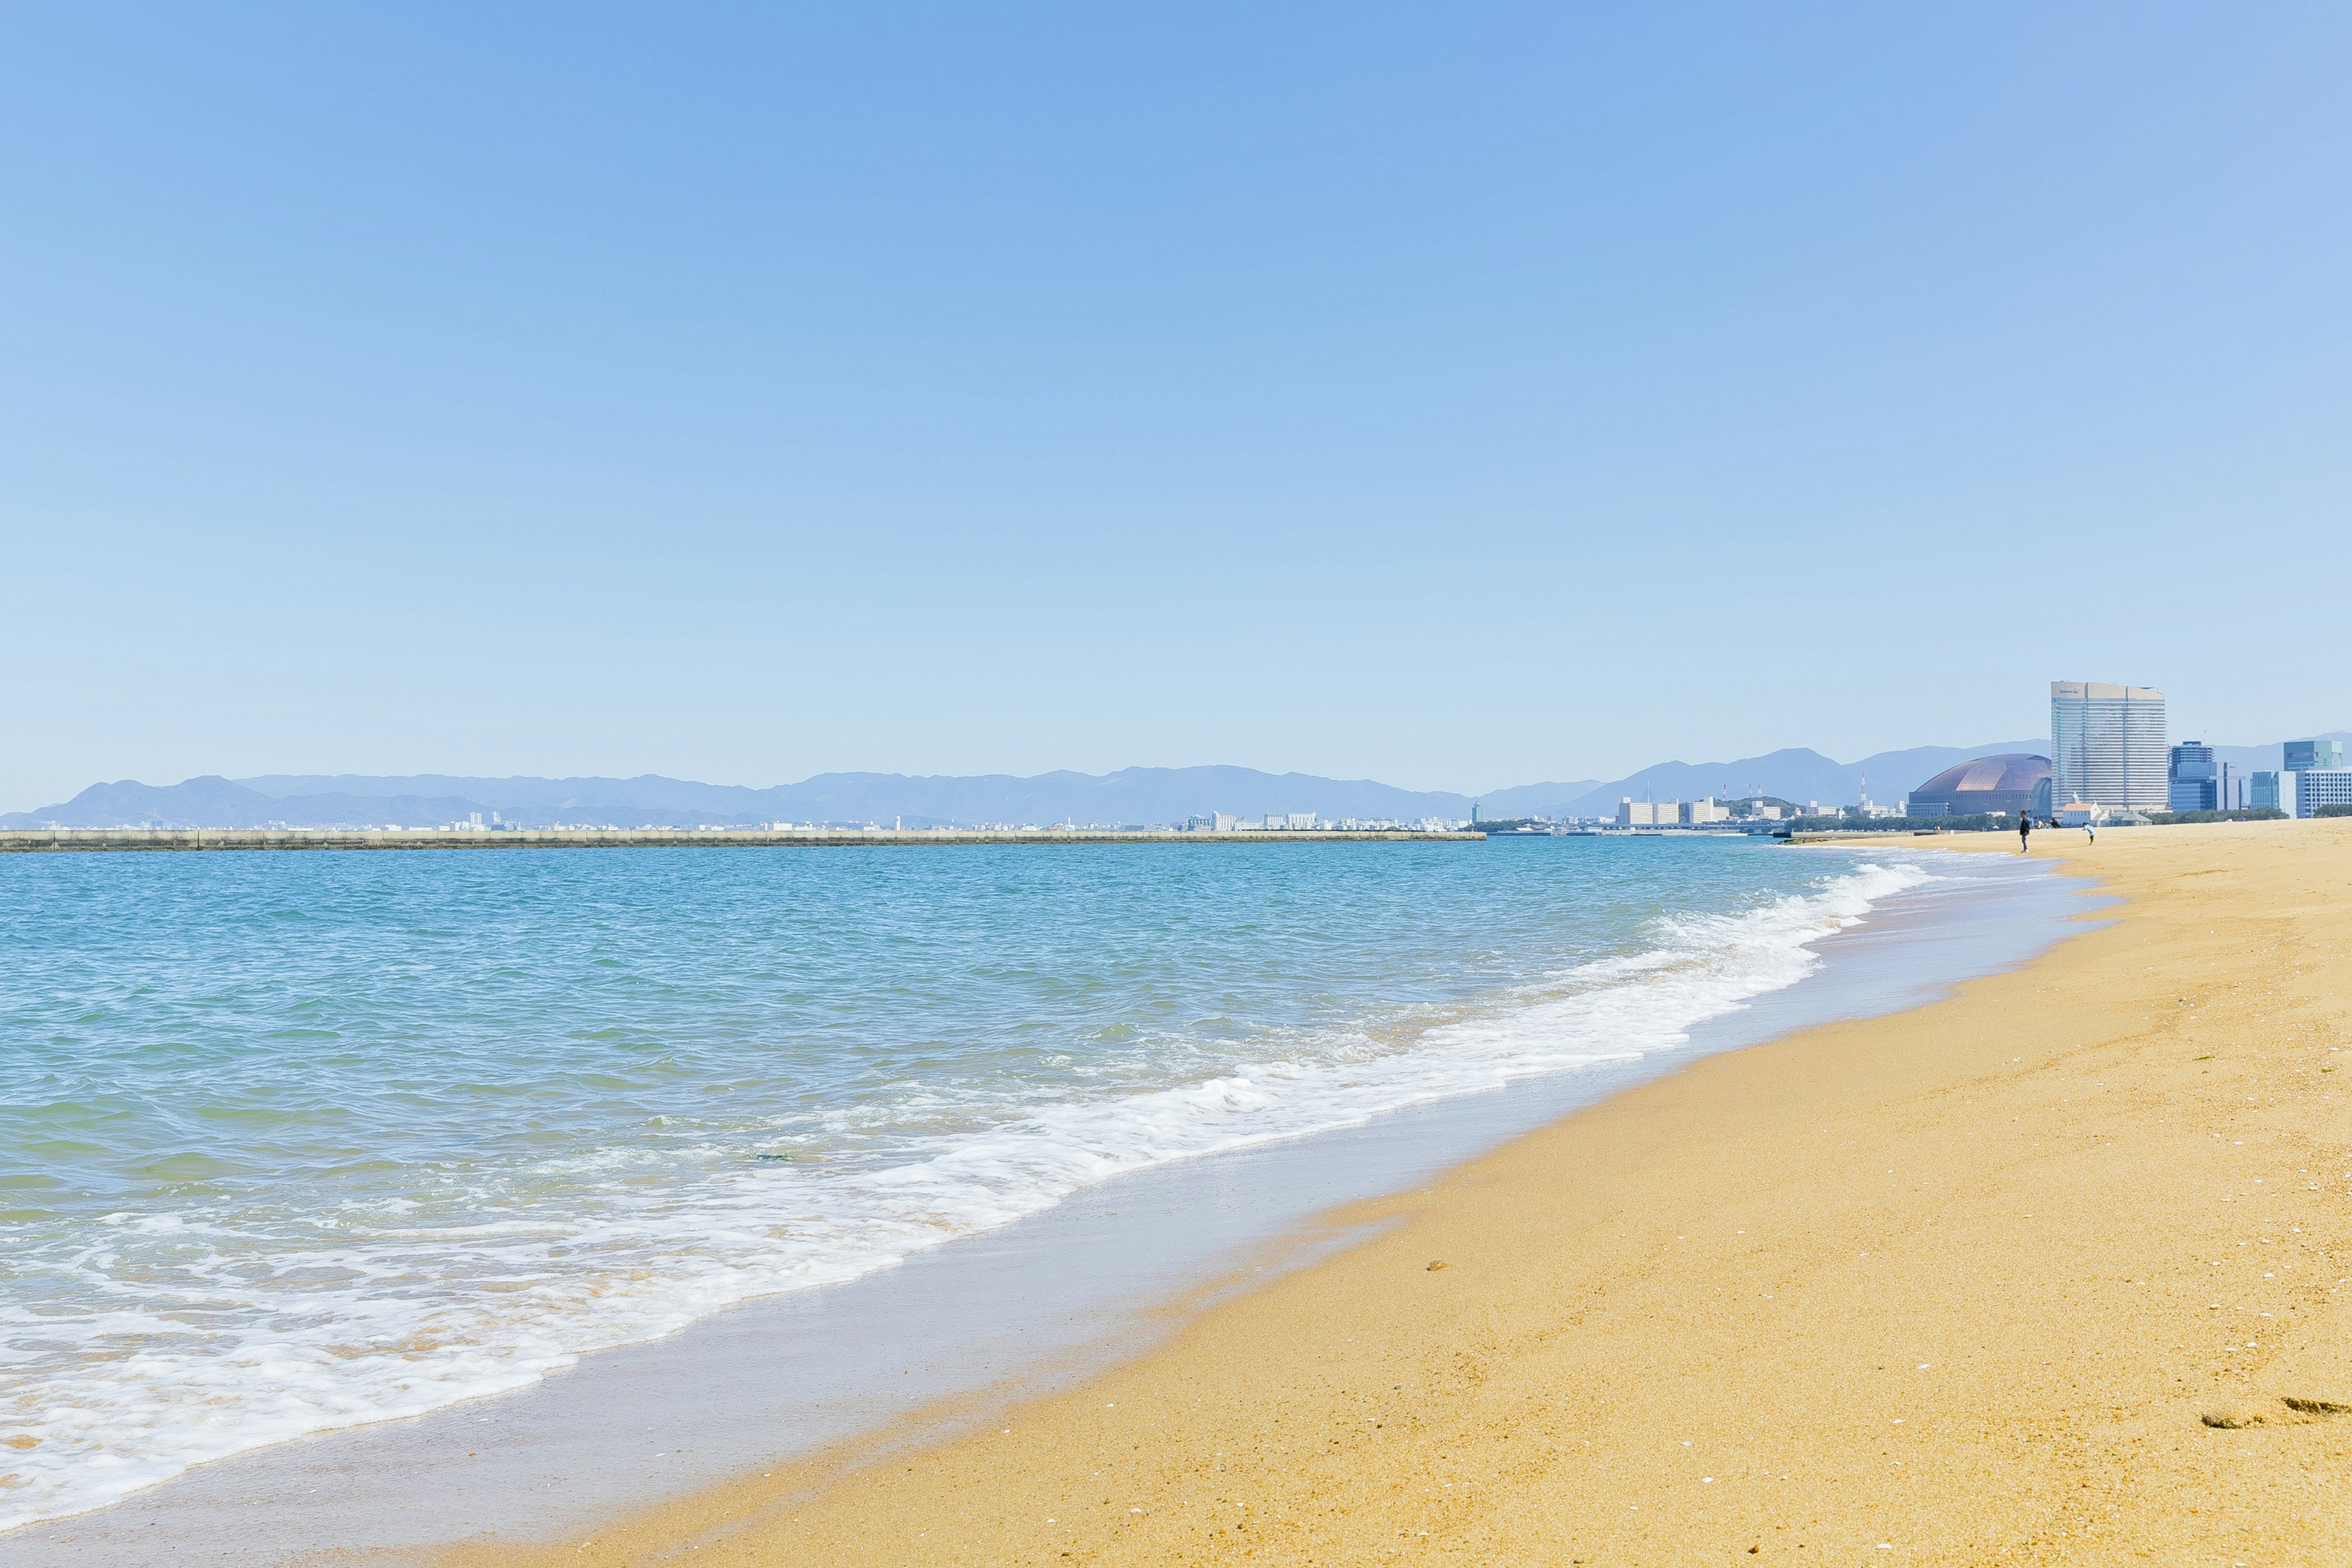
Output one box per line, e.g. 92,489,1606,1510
0,827,1485,853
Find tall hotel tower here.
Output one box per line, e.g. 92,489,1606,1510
2050,681,2168,811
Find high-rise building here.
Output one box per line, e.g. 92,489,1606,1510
2168,741,2218,813
2252,771,2293,813
2296,771,2352,817
2285,739,2346,772
2050,682,2168,812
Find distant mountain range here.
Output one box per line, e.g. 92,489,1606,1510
8,733,2342,831
1,776,500,833
2,767,1483,831
1551,742,2045,817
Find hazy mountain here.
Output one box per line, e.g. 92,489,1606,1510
2,775,281,829
0,776,492,830
1559,741,2048,816
7,767,1480,829
12,733,2344,829
1466,780,1604,818
238,774,789,818
241,771,1600,821
688,767,1480,827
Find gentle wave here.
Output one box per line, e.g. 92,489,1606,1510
0,856,1928,1531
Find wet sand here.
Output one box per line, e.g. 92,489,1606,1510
440,819,2352,1565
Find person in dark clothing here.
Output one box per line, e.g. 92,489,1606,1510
2018,812,2032,854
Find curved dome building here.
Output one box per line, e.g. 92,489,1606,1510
1909,753,2052,818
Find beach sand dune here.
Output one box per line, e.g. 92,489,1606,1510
454,821,2352,1565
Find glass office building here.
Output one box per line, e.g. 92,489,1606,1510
2167,742,2218,813
2051,682,2168,812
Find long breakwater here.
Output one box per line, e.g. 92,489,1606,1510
0,826,1483,853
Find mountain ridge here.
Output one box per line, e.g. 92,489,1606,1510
11,734,2344,829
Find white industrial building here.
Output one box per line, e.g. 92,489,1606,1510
1616,797,1729,826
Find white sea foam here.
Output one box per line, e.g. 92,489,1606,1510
0,858,1931,1531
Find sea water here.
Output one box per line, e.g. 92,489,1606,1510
1,835,1940,1530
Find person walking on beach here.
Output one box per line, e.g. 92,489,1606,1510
2018,812,2032,853
2086,818,2097,846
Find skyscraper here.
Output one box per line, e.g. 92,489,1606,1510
2167,741,2217,813
2285,739,2346,772
2050,682,2168,812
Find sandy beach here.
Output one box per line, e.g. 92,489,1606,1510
437,820,2352,1564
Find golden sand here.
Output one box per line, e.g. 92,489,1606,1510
451,820,2352,1565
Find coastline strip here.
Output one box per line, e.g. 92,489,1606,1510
0,826,1482,853
451,820,2352,1565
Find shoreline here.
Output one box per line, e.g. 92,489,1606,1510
461,820,2352,1563
0,845,2085,1563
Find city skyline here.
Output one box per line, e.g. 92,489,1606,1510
14,722,2352,827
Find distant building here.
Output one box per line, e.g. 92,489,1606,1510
2294,771,2352,818
2285,739,2346,772
2258,742,2352,816
2050,682,2167,812
1679,798,1728,824
2167,742,2218,813
1618,798,1678,826
1908,753,2051,818
1285,812,1316,829
2057,800,2109,827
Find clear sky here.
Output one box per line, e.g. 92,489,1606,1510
4,4,2348,809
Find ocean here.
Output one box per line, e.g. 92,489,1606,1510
1,835,1975,1532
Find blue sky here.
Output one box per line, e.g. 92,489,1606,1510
4,4,2347,808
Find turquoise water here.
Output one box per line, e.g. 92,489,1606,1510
0,837,1931,1528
